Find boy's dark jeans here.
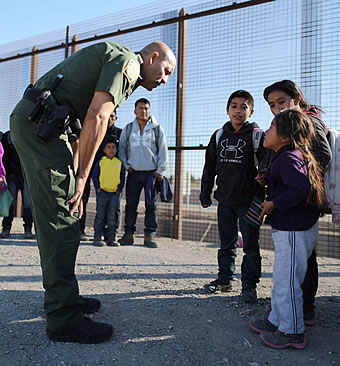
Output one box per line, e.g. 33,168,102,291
94,190,120,240
124,171,157,236
217,203,261,288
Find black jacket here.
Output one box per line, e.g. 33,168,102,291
200,121,266,206
89,125,122,178
2,131,23,177
307,107,332,171
94,125,122,162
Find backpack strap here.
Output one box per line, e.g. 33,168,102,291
215,128,223,146
125,122,133,142
252,127,263,167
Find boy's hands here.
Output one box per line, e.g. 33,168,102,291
255,172,266,186
259,201,275,221
201,203,211,208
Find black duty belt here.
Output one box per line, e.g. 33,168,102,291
23,85,42,102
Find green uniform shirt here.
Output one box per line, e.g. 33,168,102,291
35,42,142,121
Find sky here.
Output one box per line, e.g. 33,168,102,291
0,0,158,45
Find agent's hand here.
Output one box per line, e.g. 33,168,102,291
127,167,134,173
67,176,86,217
153,172,163,182
259,201,275,222
96,188,101,193
201,203,211,208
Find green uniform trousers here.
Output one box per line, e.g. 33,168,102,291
10,98,84,331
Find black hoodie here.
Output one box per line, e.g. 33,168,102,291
200,121,266,206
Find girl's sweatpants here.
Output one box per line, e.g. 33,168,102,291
268,223,318,334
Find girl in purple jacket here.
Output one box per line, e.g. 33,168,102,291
249,109,327,349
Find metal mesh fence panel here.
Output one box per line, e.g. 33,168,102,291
0,0,339,259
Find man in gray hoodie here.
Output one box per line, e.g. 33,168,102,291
118,98,168,248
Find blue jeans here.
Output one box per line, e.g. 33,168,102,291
124,171,157,236
2,174,33,231
217,203,261,287
94,190,120,240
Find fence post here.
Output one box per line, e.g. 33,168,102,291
71,35,79,54
30,46,38,84
17,45,39,218
65,26,69,58
172,8,187,240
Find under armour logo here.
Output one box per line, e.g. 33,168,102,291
220,139,246,158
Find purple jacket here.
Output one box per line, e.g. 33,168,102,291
0,142,6,178
266,145,320,231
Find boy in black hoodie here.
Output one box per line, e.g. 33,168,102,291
200,90,266,303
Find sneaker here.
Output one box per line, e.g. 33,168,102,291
24,230,35,239
81,296,101,314
46,317,113,344
144,234,158,248
241,286,257,304
93,238,105,247
204,279,232,294
0,229,10,238
80,232,89,241
249,316,278,333
107,240,120,247
118,233,134,246
259,331,306,349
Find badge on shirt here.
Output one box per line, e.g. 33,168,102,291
123,59,139,83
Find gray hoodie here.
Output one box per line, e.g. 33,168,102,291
118,116,168,175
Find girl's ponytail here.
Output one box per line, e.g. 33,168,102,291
275,110,328,213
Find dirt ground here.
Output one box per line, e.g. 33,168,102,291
0,217,339,366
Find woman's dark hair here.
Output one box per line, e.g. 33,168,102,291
263,80,318,112
275,109,327,212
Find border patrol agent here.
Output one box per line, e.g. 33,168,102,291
10,41,176,343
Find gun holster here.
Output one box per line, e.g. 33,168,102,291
24,75,82,143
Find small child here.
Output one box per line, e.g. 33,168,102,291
249,109,327,349
92,139,125,247
200,90,266,303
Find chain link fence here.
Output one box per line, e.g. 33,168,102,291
0,0,339,258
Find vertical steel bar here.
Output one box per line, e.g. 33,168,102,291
65,26,69,58
30,46,38,84
71,35,79,54
172,8,187,240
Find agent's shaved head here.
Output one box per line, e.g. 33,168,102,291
140,41,176,91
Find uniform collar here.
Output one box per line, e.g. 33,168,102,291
136,53,144,80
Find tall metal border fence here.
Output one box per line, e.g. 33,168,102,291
0,0,339,259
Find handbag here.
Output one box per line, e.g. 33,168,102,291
0,190,13,217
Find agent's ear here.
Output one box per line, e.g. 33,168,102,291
249,109,254,117
149,51,159,65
